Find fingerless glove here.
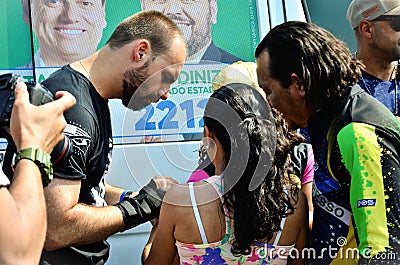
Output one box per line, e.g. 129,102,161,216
114,180,166,231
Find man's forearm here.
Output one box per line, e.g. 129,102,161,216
105,182,137,205
44,179,166,250
44,202,124,250
105,182,124,205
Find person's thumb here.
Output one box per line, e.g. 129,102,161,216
13,82,30,105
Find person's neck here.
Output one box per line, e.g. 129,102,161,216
72,49,119,100
356,49,398,81
94,47,128,100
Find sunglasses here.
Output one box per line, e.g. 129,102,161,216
373,15,400,31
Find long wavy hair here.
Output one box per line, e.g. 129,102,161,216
204,83,296,255
255,21,363,108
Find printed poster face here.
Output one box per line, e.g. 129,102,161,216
0,0,260,143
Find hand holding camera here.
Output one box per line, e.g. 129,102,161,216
0,73,74,166
11,82,76,155
0,73,76,186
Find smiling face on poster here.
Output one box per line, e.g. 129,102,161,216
140,0,217,61
21,0,107,67
0,0,258,68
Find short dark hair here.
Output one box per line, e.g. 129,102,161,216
255,21,363,107
106,10,185,57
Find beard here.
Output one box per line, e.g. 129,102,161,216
187,25,212,58
121,60,157,110
167,13,212,58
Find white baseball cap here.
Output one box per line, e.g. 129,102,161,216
347,0,400,29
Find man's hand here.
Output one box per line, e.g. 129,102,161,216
151,176,178,193
114,177,177,231
121,176,178,201
10,82,76,153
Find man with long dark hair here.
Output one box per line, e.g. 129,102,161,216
256,21,400,264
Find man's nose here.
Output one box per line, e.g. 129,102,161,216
60,1,80,23
164,1,184,16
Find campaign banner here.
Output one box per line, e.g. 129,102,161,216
0,0,259,69
0,0,260,143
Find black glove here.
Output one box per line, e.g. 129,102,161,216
114,179,166,231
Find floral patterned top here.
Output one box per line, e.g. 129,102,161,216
175,175,295,265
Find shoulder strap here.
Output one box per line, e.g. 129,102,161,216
273,188,289,246
273,215,287,246
188,183,208,244
202,176,231,237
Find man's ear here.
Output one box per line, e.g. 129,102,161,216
22,0,30,24
359,20,373,38
133,39,151,62
290,73,305,97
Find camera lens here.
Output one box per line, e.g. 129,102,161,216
51,135,73,167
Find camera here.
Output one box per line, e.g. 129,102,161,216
0,73,73,166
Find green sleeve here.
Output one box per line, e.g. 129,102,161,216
337,122,389,258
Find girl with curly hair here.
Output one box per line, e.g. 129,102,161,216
144,83,308,265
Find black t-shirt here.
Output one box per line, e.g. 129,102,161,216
40,65,113,265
